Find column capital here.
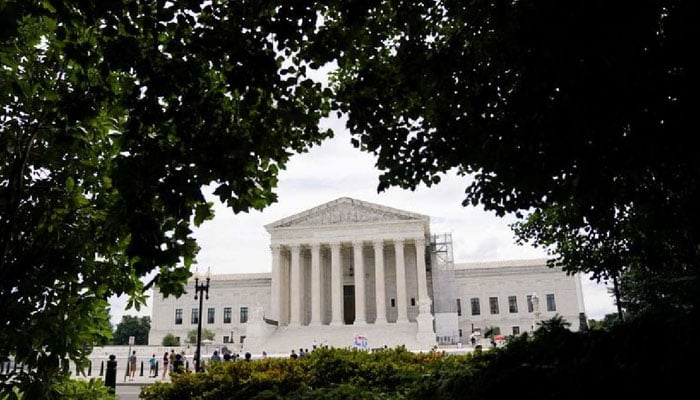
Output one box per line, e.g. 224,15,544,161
290,244,301,251
394,238,405,246
329,241,342,249
352,239,364,247
414,237,426,247
372,239,384,247
270,244,282,252
310,242,321,250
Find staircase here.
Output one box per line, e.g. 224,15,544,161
249,322,425,355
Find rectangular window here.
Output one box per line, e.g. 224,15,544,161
512,326,520,335
240,306,249,323
459,329,463,338
527,295,534,313
508,296,518,313
489,297,500,315
223,336,230,344
239,335,246,344
470,298,481,315
410,297,416,306
191,308,199,324
223,307,232,324
391,298,396,307
546,294,557,311
175,308,183,325
207,307,215,324
456,298,462,316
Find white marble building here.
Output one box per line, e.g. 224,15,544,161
149,198,586,353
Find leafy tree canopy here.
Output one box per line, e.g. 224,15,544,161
113,315,151,346
1,0,331,395
310,0,700,311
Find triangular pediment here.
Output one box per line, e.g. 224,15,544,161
265,197,428,230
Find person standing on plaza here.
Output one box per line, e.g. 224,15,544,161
128,350,137,381
162,352,170,379
149,354,157,377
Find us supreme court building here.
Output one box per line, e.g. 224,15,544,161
149,197,586,353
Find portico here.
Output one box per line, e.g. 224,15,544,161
264,198,435,343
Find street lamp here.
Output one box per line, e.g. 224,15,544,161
193,267,211,372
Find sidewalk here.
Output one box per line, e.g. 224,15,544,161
118,373,171,386
74,369,173,386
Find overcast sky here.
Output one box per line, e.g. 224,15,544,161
109,116,617,326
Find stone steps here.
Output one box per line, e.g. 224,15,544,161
251,322,423,354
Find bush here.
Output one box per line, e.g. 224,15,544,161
140,347,466,400
2,378,117,400
162,333,180,347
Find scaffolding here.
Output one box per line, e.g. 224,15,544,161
429,233,460,344
429,233,456,313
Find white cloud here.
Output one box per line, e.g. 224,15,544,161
109,119,617,325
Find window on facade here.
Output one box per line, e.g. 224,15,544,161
546,294,556,311
512,326,520,335
191,308,199,324
489,297,499,314
175,308,183,325
223,307,232,324
391,298,396,307
240,306,249,323
410,297,416,306
459,328,463,337
207,307,215,324
223,336,230,344
508,296,518,313
456,298,462,316
470,298,480,315
526,295,534,312
239,335,246,344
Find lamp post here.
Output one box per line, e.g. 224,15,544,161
193,267,211,372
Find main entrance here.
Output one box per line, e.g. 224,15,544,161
343,285,355,324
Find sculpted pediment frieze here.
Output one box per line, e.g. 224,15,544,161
266,197,427,229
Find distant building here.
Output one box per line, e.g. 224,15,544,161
149,197,585,352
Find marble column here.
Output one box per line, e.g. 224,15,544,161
270,244,283,323
415,238,429,301
289,244,302,326
330,241,344,325
394,239,409,323
373,240,387,324
353,240,366,324
310,242,322,326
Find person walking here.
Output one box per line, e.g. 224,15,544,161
149,354,157,377
169,350,175,372
162,352,170,379
128,351,137,381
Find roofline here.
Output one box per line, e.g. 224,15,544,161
264,197,429,231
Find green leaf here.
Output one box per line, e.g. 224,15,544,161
65,176,75,193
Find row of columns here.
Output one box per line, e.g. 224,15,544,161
270,237,430,326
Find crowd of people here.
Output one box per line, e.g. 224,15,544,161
121,338,370,379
